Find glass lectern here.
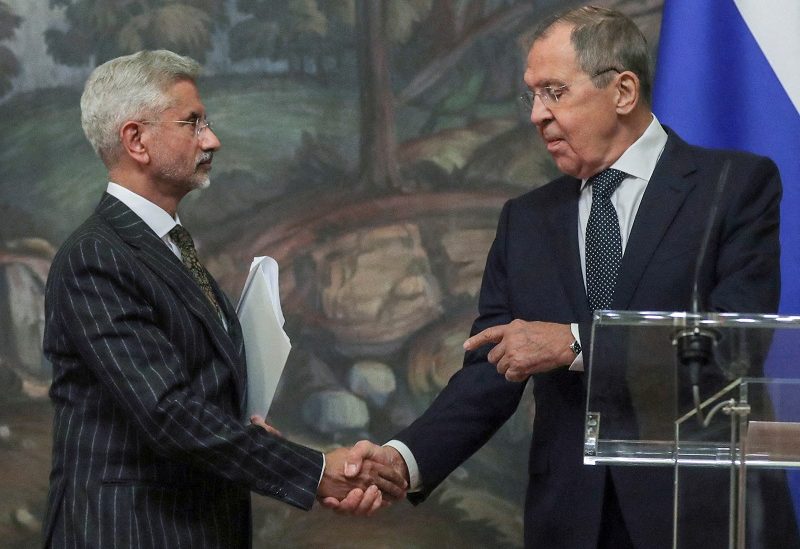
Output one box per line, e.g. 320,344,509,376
585,311,800,549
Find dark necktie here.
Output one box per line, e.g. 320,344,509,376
586,168,627,311
169,224,223,319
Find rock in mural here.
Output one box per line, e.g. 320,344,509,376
312,224,442,347
301,389,370,434
347,360,396,407
1,240,53,391
439,228,495,298
407,312,474,397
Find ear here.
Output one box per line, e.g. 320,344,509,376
615,71,640,115
119,121,151,165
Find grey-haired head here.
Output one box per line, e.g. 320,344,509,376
531,6,652,105
80,50,201,166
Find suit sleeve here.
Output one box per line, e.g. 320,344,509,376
49,236,323,510
708,155,781,314
395,201,527,500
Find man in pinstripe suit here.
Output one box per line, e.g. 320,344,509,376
42,50,405,548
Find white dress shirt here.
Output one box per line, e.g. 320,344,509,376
106,182,183,258
568,115,668,371
106,182,230,331
388,116,669,491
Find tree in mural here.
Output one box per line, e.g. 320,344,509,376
355,0,405,190
227,0,566,191
230,0,434,190
400,1,540,103
0,1,21,97
230,0,345,77
45,0,227,66
356,0,557,190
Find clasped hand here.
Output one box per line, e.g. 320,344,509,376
250,416,408,516
463,319,575,382
321,441,410,516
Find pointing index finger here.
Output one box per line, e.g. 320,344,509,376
463,325,506,351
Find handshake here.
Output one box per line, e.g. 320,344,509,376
320,441,409,515
250,416,409,516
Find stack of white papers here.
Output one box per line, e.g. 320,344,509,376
236,256,292,419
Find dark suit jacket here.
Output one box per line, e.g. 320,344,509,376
42,194,323,548
395,129,798,548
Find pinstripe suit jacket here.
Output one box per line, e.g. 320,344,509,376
42,193,323,549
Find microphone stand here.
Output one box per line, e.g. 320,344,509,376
673,160,729,425
674,324,717,424
672,161,751,548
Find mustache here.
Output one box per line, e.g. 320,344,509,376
197,151,213,165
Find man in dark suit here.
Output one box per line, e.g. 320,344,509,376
42,49,404,548
329,6,799,548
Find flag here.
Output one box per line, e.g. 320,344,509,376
654,0,800,314
653,0,800,521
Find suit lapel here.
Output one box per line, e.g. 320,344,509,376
543,177,592,321
96,194,247,404
613,131,698,310
208,275,247,409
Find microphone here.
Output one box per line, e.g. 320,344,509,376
674,159,730,423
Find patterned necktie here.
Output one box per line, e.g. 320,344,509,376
585,168,627,311
169,224,223,319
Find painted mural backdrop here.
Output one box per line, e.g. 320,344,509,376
0,1,662,547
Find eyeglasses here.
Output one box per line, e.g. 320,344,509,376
140,117,214,137
520,68,621,110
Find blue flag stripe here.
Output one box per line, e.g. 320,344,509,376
654,0,800,523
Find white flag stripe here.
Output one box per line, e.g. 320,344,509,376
734,0,800,115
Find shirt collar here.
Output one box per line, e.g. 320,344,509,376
106,182,181,238
581,114,668,189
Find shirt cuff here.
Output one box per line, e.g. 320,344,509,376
317,453,326,488
568,322,584,372
384,440,422,492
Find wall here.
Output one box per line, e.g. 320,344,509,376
0,1,663,547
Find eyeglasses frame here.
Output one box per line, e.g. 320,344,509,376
520,67,622,110
139,117,214,137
